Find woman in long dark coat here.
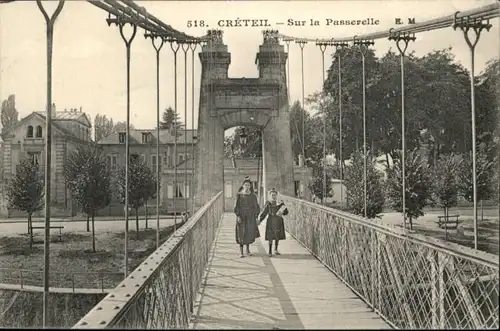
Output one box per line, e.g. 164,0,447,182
258,188,288,256
234,177,261,258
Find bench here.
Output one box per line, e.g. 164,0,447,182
435,215,460,229
30,225,65,242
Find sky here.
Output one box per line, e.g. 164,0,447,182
0,0,499,136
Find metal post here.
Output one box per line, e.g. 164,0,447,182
317,41,328,205
169,39,180,230
190,42,198,213
389,30,415,230
144,32,164,249
36,0,65,327
296,39,307,160
354,37,375,218
453,14,491,250
182,42,189,216
106,13,137,278
333,42,348,210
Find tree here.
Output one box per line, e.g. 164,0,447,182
64,145,112,252
457,142,495,220
476,58,499,150
160,107,184,133
116,158,157,239
344,150,385,219
1,94,19,134
308,164,333,204
321,47,474,166
225,126,262,158
6,159,44,248
431,153,462,219
385,149,432,230
94,114,114,142
113,121,135,133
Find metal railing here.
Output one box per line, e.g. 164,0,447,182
0,268,123,292
72,191,224,329
282,195,499,329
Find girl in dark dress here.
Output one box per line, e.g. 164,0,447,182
258,188,288,257
234,177,261,258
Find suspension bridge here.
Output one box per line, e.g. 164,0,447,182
1,0,499,329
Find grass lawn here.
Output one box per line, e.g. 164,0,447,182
0,221,185,289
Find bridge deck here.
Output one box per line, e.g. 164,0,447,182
190,213,391,329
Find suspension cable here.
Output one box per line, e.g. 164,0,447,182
296,40,307,161
335,43,348,210
271,4,499,43
169,39,180,230
353,36,374,219
190,42,197,214
182,42,189,217
317,41,328,205
144,31,164,249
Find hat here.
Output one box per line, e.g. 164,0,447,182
269,188,277,194
242,176,252,185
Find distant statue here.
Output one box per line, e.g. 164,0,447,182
263,29,279,44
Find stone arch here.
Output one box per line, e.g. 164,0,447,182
195,31,295,208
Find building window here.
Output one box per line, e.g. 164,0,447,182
151,155,157,173
139,154,146,164
294,180,300,197
165,155,172,168
225,181,233,198
28,152,41,166
118,132,126,143
178,154,184,164
167,183,174,198
130,154,139,162
35,126,42,138
252,181,258,192
107,155,117,171
174,182,189,198
175,183,183,198
27,126,34,138
142,132,150,143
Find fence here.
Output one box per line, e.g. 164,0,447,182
0,268,123,292
72,191,224,329
282,195,499,329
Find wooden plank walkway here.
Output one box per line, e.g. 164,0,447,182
190,213,391,329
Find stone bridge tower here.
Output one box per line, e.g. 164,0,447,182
195,30,295,207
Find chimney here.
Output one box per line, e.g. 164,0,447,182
80,106,82,112
298,154,304,167
51,103,56,116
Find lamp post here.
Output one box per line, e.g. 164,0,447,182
239,128,248,146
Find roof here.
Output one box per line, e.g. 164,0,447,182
35,112,82,138
98,129,198,145
2,111,83,140
35,110,91,127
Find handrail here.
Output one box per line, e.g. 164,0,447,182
282,195,499,267
72,191,224,329
283,195,499,329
